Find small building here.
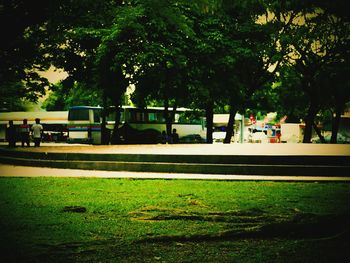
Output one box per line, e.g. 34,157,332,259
281,123,304,143
0,111,68,142
213,113,246,130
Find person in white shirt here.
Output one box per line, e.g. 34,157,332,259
31,118,44,147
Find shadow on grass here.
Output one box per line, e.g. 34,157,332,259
130,207,350,243
4,208,349,262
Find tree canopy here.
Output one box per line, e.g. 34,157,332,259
2,0,349,143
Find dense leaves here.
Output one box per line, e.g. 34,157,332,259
267,0,350,142
0,0,51,110
1,0,349,143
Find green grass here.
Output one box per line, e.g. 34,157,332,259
0,177,349,262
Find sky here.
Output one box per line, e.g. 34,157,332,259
39,66,68,84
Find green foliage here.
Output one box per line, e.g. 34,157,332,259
42,82,102,111
0,81,27,111
271,67,308,123
2,0,349,144
131,1,195,105
268,0,350,141
0,1,51,110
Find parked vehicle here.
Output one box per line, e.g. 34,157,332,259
249,131,268,143
67,106,207,144
212,131,226,143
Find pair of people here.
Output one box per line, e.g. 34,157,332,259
7,118,43,147
161,129,179,144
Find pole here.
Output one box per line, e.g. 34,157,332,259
240,114,244,144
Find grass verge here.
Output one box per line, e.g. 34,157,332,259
0,177,349,262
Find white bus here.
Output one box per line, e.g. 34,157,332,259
67,106,102,144
67,106,206,144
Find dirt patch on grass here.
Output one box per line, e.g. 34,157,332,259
129,206,273,223
62,206,87,213
130,206,350,243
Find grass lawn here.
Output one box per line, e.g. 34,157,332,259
0,177,349,262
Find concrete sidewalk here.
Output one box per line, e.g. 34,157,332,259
1,143,349,178
2,142,350,155
1,164,350,181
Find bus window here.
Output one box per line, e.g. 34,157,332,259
120,111,125,122
178,111,202,124
157,112,165,123
124,111,130,122
136,112,143,122
93,109,101,123
106,111,124,122
129,111,144,122
148,112,157,122
68,109,89,121
174,113,180,123
139,110,164,123
107,112,114,122
178,112,190,124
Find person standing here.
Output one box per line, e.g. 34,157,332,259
160,131,168,144
172,128,179,144
19,119,30,147
31,118,43,147
6,120,16,147
276,129,281,143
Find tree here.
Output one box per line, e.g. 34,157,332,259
270,67,308,124
1,1,121,107
321,60,350,143
187,11,240,143
0,0,51,111
93,1,195,143
219,1,280,143
128,1,198,138
270,1,350,143
34,1,128,143
37,0,202,143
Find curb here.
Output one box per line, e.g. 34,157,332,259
1,148,349,176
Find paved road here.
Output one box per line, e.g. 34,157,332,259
1,164,349,181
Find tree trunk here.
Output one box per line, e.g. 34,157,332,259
312,122,326,143
168,105,177,143
101,93,109,145
163,98,172,137
206,102,214,144
303,102,318,143
163,99,177,143
331,104,343,144
224,104,237,144
111,101,122,144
